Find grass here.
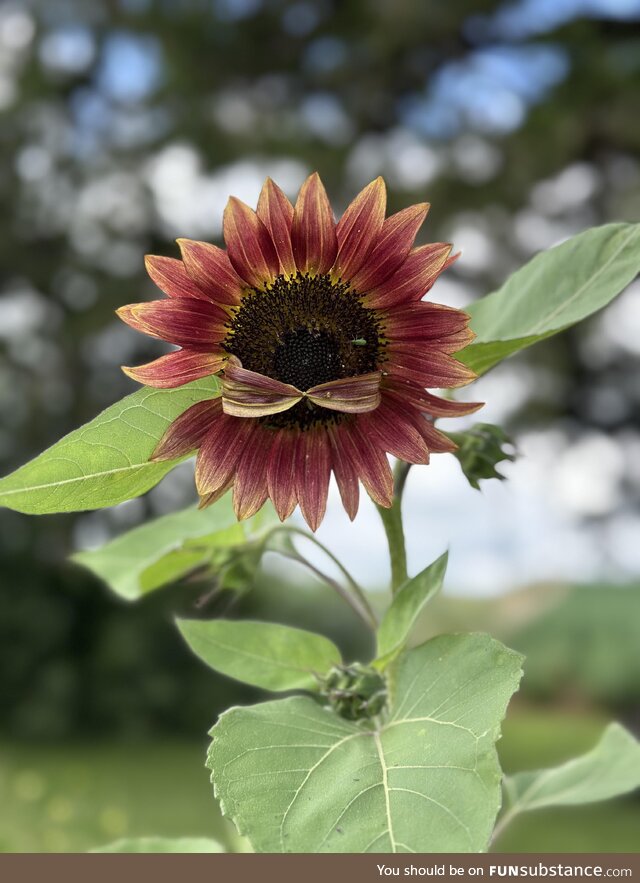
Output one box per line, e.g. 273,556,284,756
0,740,238,853
1,707,638,853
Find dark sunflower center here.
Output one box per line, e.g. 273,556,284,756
222,273,383,429
273,329,344,390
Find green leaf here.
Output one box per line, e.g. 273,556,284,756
499,723,640,828
208,633,523,853
72,498,243,601
458,223,640,375
376,552,448,665
447,424,515,490
0,378,219,514
178,618,342,692
91,836,225,853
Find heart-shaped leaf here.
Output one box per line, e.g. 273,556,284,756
208,633,523,853
178,619,342,692
458,223,640,375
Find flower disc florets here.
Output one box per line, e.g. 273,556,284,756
223,272,383,430
117,172,482,530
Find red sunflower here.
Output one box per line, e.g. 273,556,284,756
117,173,482,530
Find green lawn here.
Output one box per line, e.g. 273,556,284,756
0,740,241,853
1,708,638,853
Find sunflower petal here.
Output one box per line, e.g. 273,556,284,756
177,240,246,305
384,378,483,417
306,371,382,414
414,417,458,453
151,398,222,461
328,425,360,520
384,304,474,353
386,347,477,388
223,197,280,289
195,415,256,496
291,172,337,275
333,177,386,280
383,392,457,453
198,477,234,510
267,429,298,521
257,178,296,277
233,428,273,520
362,243,452,309
221,356,303,418
145,255,212,301
122,349,226,389
360,397,430,464
337,421,393,508
117,299,227,346
350,202,429,293
295,428,331,531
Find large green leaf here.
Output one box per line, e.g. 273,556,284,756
458,223,640,375
0,378,219,514
178,618,342,692
498,723,640,832
91,836,225,853
72,498,243,601
375,552,448,666
208,633,523,853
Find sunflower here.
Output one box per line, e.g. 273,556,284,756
117,174,481,530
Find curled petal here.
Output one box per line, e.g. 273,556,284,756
350,203,429,293
195,415,256,496
327,425,360,520
145,255,211,301
122,349,226,389
223,197,280,289
291,172,338,275
233,428,273,520
295,428,331,532
177,240,245,305
221,356,303,418
306,371,382,414
384,378,483,417
333,177,386,280
267,430,299,521
363,243,453,309
257,178,296,277
386,347,477,388
152,398,222,461
336,421,393,508
117,299,227,347
359,398,430,464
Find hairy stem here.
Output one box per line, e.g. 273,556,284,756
274,549,377,631
376,461,411,594
281,527,376,626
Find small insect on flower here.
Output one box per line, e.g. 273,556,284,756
117,174,482,530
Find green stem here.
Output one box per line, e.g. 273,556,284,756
274,549,376,631
264,526,378,631
376,461,411,594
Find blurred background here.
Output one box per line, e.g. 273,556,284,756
1,0,640,854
